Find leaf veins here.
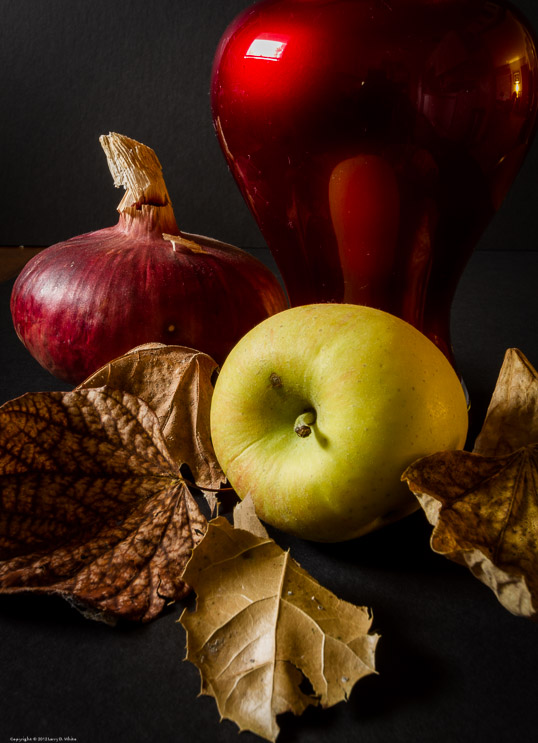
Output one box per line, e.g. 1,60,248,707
180,516,378,741
78,343,226,512
0,387,206,622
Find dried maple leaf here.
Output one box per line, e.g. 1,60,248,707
180,516,378,742
78,343,225,512
403,348,538,619
0,387,206,622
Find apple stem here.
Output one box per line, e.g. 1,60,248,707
294,410,316,438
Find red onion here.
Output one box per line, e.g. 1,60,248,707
11,133,288,384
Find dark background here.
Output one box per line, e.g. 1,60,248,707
1,2,538,743
0,0,538,251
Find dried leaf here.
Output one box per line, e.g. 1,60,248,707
78,343,225,512
233,493,269,539
180,517,378,741
0,388,206,622
473,348,538,457
403,348,538,619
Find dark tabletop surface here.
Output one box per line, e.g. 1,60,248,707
1,248,537,743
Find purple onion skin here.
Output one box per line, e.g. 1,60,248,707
11,219,288,385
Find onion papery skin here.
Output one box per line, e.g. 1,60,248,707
11,211,288,384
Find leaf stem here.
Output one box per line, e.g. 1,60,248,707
181,476,234,493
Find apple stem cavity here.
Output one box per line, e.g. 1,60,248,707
294,410,316,438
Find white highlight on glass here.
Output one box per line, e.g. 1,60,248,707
245,36,288,60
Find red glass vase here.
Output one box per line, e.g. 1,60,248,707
211,0,538,364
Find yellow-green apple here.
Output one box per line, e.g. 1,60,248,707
210,304,468,542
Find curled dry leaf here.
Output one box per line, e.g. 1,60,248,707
403,348,538,619
78,343,226,512
0,388,206,622
473,348,538,457
180,516,378,742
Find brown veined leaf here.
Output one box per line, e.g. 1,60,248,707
180,516,379,742
78,343,225,512
403,348,538,619
0,387,206,623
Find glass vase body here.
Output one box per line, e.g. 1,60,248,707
211,0,538,362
